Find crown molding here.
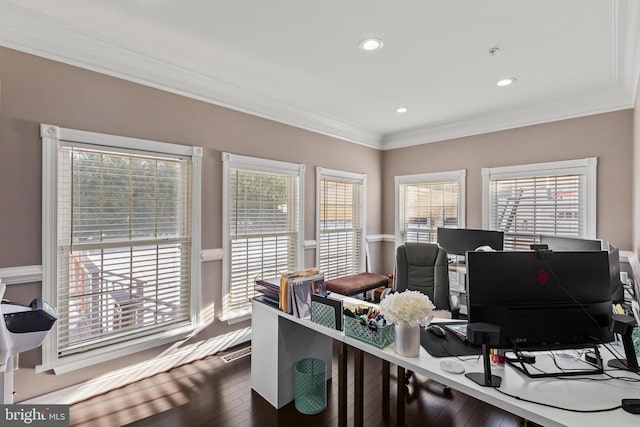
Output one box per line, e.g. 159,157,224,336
383,0,640,150
381,88,633,150
0,2,382,149
1,1,639,151
618,0,640,97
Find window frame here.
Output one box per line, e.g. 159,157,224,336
482,157,597,243
315,167,367,279
40,124,202,374
221,152,305,321
395,170,466,246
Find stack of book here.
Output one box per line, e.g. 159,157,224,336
255,270,325,319
286,271,325,319
254,277,281,308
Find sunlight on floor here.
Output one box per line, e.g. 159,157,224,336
26,302,251,405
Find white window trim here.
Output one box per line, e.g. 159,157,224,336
315,167,367,275
221,152,305,321
394,170,466,246
39,124,202,373
481,157,597,238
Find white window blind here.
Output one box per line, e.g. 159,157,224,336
317,168,366,280
222,153,304,317
483,158,597,250
396,171,466,245
41,124,202,371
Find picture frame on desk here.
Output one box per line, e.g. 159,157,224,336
311,294,343,330
279,269,322,314
291,280,313,319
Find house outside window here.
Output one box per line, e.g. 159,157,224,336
395,170,466,246
482,157,597,250
316,167,366,280
221,153,304,319
41,124,202,373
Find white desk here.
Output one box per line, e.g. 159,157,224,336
251,299,341,407
251,298,640,427
347,337,640,427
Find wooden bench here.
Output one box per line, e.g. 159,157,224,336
324,272,389,297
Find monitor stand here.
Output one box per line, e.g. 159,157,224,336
465,340,501,387
607,314,639,372
464,323,501,387
507,344,604,378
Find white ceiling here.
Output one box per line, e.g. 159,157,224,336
1,0,640,149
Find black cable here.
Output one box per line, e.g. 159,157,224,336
437,339,481,362
594,340,640,378
548,350,597,372
555,373,640,382
495,388,622,413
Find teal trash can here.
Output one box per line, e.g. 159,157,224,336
294,358,327,414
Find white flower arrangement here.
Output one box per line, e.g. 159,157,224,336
378,290,436,327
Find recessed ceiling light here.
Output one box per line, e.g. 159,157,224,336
359,38,384,52
396,107,408,113
497,78,517,87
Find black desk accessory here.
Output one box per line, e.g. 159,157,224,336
426,324,446,337
420,323,481,358
607,313,640,372
505,351,536,364
464,323,502,387
622,398,640,414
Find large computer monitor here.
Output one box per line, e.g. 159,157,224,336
437,228,504,256
538,234,604,251
466,250,613,352
607,242,624,304
539,235,621,303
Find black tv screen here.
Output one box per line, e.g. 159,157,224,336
466,251,613,351
436,228,504,256
539,235,603,251
607,242,623,303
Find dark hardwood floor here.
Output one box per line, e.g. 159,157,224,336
70,342,525,427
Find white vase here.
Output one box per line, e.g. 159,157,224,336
394,322,421,357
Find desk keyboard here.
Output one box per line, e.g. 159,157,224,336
444,324,468,342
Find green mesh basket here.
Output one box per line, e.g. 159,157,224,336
633,327,640,356
294,358,327,415
344,317,395,348
311,301,336,329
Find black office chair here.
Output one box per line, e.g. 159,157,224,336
392,242,459,396
394,242,459,317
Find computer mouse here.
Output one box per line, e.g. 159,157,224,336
427,324,446,338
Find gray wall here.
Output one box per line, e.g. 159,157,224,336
381,110,634,269
0,46,383,400
0,44,635,401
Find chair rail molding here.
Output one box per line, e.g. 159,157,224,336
0,265,43,285
1,250,224,285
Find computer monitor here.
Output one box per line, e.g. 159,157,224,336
538,234,604,251
466,250,613,352
436,228,504,256
607,242,624,304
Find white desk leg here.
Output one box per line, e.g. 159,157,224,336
1,356,14,404
251,301,333,409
